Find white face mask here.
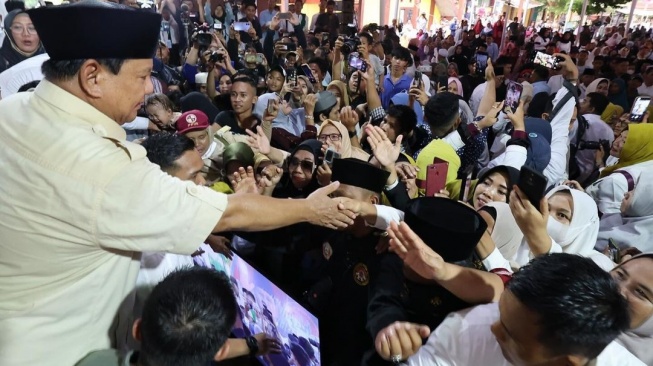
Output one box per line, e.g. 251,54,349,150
546,216,570,246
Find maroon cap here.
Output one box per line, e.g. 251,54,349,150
176,110,210,134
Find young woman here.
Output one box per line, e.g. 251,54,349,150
586,78,624,123
0,10,44,73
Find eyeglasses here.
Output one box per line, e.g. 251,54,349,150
289,157,314,172
318,133,342,142
10,25,37,35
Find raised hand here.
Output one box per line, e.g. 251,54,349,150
365,124,402,169
245,126,271,155
339,106,360,132
231,166,264,195
316,162,332,186
253,333,283,355
387,221,446,281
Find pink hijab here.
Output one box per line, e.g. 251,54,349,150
448,77,464,97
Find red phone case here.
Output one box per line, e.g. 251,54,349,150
426,158,449,197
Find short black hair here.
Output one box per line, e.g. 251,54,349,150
358,32,373,45
386,104,417,135
308,37,320,49
423,92,460,137
142,132,196,174
586,92,609,115
307,57,328,77
41,59,124,81
243,1,256,10
232,74,258,90
391,47,413,67
139,267,238,366
508,253,630,360
532,65,549,81
327,0,336,5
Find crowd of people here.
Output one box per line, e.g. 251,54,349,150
1,0,653,365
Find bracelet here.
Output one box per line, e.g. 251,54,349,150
245,336,259,356
348,130,357,138
472,121,482,132
305,115,314,120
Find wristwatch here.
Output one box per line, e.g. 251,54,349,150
348,130,357,138
246,336,259,356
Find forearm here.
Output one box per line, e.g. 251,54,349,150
218,338,249,360
366,75,382,110
435,264,504,303
186,47,200,66
524,228,553,256
207,69,218,99
332,50,343,81
477,80,496,117
216,194,313,232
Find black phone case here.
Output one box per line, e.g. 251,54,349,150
518,166,547,210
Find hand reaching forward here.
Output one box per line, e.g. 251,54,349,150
366,124,402,169
306,181,357,230
231,166,263,195
375,321,431,361
387,221,446,281
245,126,271,155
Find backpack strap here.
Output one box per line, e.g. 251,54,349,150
548,80,578,122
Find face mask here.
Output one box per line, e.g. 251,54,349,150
627,69,635,75
546,216,570,246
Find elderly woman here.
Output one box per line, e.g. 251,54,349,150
0,10,44,73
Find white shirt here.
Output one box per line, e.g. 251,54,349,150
406,303,645,366
637,83,653,97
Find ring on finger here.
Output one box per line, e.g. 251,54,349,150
391,354,403,364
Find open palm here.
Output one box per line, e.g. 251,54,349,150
365,125,402,169
388,221,445,281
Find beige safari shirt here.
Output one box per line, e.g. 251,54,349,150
0,80,228,365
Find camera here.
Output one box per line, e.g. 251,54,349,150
209,51,225,63
192,23,212,49
340,35,361,55
578,139,610,152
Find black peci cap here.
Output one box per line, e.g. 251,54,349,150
28,0,162,60
403,197,487,262
331,158,390,194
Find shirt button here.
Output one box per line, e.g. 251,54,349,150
190,187,198,195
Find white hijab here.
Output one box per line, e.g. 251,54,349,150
596,171,653,253
615,254,653,365
513,186,602,267
484,202,523,262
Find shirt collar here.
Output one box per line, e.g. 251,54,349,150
34,80,128,141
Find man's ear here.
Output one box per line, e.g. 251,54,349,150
370,194,380,205
132,318,142,342
213,340,231,361
453,116,462,129
77,59,107,99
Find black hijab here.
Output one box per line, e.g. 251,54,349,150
0,10,45,73
273,139,323,199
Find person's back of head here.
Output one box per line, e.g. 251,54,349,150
139,267,237,366
386,104,417,136
532,65,549,82
506,253,630,361
423,92,459,138
586,92,609,116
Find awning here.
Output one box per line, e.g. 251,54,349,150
617,0,653,15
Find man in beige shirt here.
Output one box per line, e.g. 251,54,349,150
0,2,356,365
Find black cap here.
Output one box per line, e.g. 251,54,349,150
331,158,390,194
268,64,287,80
28,0,162,60
404,197,487,262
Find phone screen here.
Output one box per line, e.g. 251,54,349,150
348,54,364,70
630,96,651,122
267,98,277,115
413,71,423,88
213,23,223,30
476,53,488,75
505,81,524,113
533,51,557,69
301,64,317,84
278,12,292,20
458,167,474,202
233,22,250,32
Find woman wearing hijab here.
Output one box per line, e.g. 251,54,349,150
448,46,469,76
317,119,369,161
477,202,524,265
0,10,44,73
508,185,613,270
609,78,630,111
273,139,323,199
447,77,463,98
586,78,625,123
586,124,653,215
612,253,653,365
596,170,653,253
327,80,350,107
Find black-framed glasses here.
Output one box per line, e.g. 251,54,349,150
289,157,314,172
317,133,341,142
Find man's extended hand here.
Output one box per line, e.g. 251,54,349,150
387,221,446,281
306,181,357,230
375,321,431,361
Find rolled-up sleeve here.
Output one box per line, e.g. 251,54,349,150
95,160,228,254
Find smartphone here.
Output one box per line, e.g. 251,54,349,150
245,54,256,63
267,98,277,115
324,147,341,165
287,69,297,87
301,63,317,84
505,81,524,113
426,158,449,197
256,53,264,64
413,70,423,89
458,166,474,202
348,53,367,72
233,21,250,32
629,96,651,122
278,12,292,20
437,75,448,91
517,165,548,211
533,51,561,69
608,239,622,263
475,53,488,76
213,23,223,30
321,32,330,43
